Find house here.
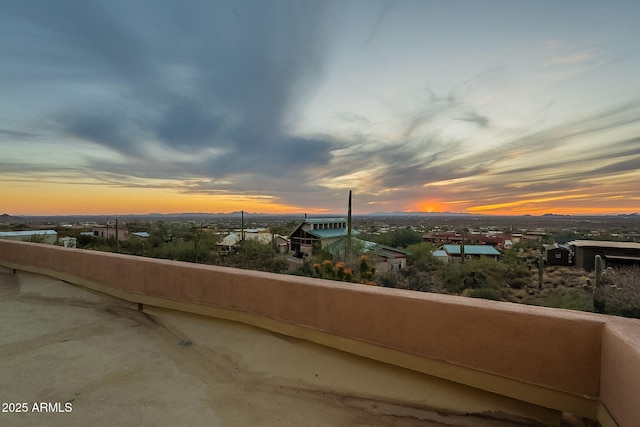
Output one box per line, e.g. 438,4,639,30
326,238,409,272
272,235,290,254
543,244,572,266
568,240,640,271
422,232,463,245
468,233,509,248
423,232,509,248
432,249,449,263
440,244,501,262
0,230,57,244
288,218,359,255
217,231,290,255
91,225,128,241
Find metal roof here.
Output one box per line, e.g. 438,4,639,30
326,238,408,259
442,245,501,256
603,255,640,261
544,244,571,251
219,232,240,246
306,228,358,238
569,240,640,249
131,232,150,238
0,230,57,237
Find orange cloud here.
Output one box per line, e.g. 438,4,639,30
466,193,639,216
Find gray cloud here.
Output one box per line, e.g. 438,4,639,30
0,129,38,140
62,109,144,157
7,0,334,178
453,112,490,128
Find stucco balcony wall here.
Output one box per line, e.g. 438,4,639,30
1,240,638,426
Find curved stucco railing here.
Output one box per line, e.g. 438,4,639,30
1,240,638,426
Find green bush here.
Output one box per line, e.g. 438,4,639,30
468,287,505,301
539,288,594,312
223,239,288,273
406,242,440,271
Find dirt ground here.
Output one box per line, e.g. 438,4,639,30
0,266,544,427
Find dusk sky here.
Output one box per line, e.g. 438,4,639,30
2,0,640,216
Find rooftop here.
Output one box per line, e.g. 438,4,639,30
1,267,531,427
442,244,501,256
569,240,640,249
303,217,348,224
327,238,409,259
2,240,639,426
0,230,57,237
305,228,358,238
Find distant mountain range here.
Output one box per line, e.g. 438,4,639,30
0,213,23,221
2,211,638,222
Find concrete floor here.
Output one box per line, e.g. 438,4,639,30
0,266,542,427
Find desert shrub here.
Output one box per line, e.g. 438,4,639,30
508,277,530,289
441,257,507,296
467,287,505,301
406,242,441,271
310,256,373,284
222,239,288,273
534,288,593,312
601,266,640,319
379,267,444,293
379,272,398,288
441,263,466,294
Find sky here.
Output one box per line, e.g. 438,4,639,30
2,0,640,216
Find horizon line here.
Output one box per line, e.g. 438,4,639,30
3,211,639,218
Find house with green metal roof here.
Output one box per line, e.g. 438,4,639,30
441,244,501,262
326,238,409,272
288,217,359,255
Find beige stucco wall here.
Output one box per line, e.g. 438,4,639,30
1,240,638,426
600,318,640,427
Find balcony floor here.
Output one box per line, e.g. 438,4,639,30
1,267,544,426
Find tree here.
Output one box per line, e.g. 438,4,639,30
374,227,422,248
406,242,440,271
269,221,298,237
222,239,288,273
76,234,96,248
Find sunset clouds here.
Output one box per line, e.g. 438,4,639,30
1,0,639,215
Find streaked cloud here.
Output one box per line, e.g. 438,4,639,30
1,0,639,215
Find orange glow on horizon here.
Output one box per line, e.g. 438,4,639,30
413,200,449,213
465,205,640,216
1,182,310,216
465,196,640,216
3,181,638,217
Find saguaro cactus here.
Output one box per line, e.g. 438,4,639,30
538,254,544,290
595,254,605,287
593,255,606,313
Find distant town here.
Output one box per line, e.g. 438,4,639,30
2,211,639,319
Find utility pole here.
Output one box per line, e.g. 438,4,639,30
241,210,245,241
115,218,119,253
347,190,352,260
194,230,199,263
